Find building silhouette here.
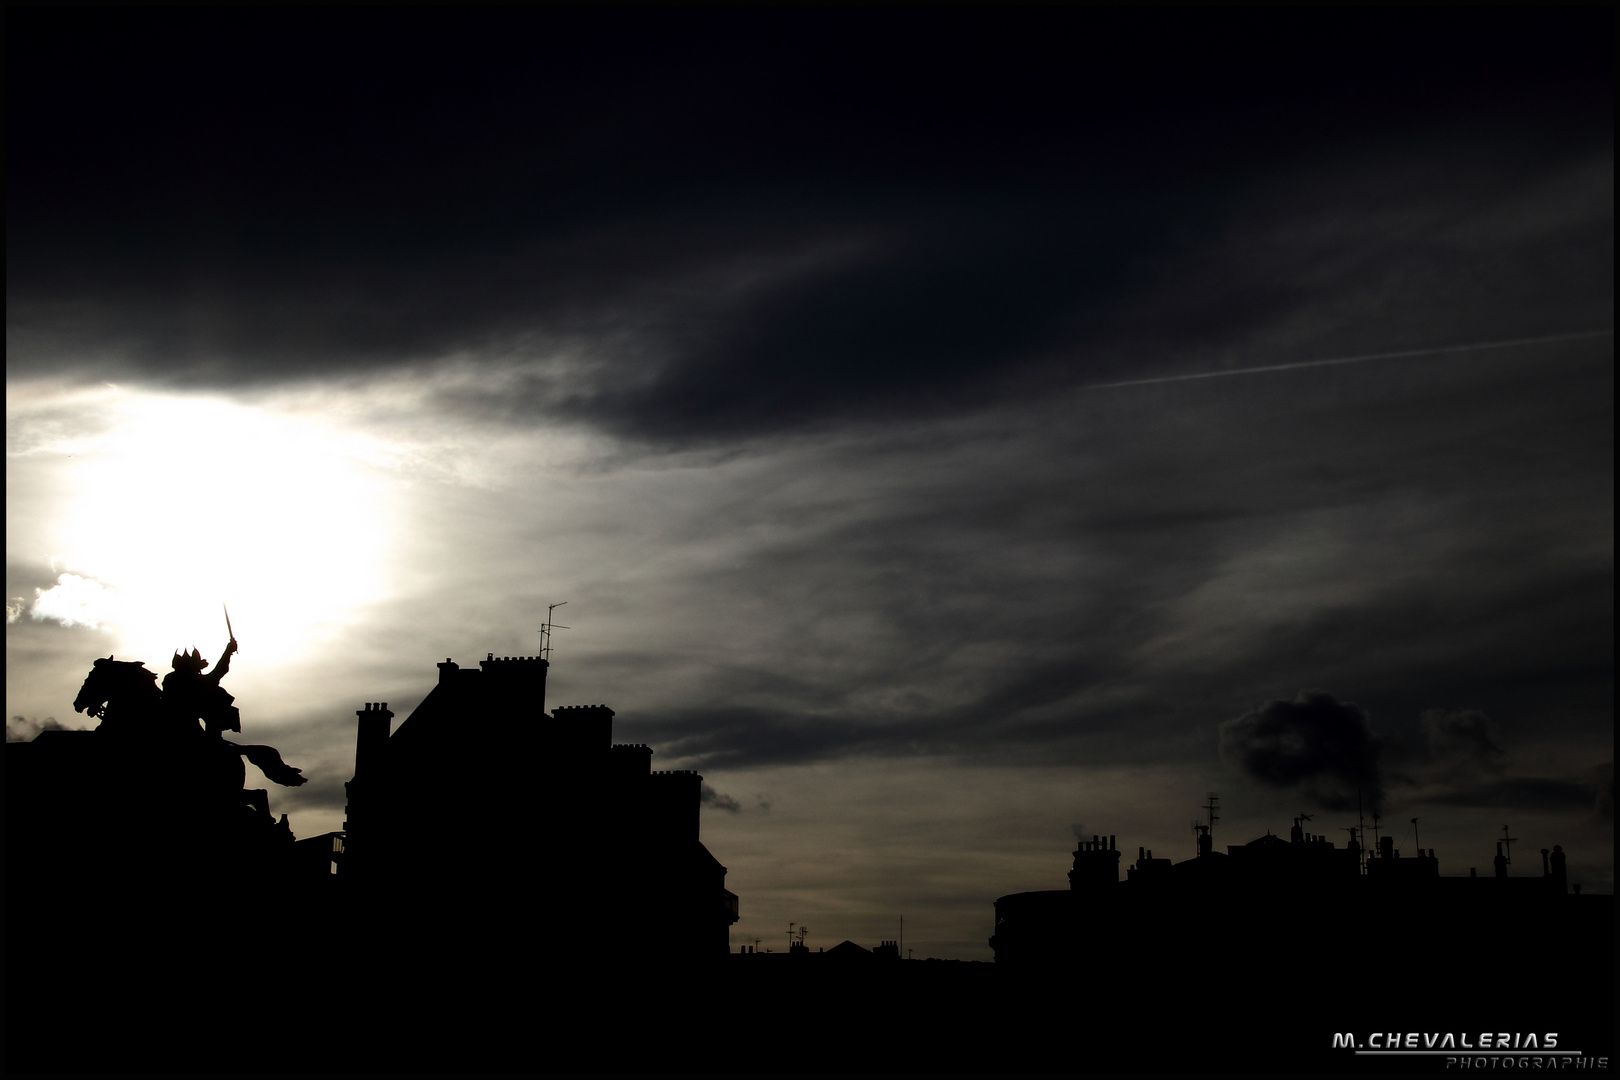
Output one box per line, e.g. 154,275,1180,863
339,651,739,964
991,810,1606,973
6,654,1612,1074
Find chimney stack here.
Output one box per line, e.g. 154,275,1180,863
354,702,394,778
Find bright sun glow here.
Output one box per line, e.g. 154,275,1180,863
18,386,397,669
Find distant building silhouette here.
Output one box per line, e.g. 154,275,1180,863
9,651,1610,1074
730,938,905,961
991,818,1603,970
340,652,739,963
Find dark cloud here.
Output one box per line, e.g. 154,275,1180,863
587,332,1610,780
7,9,1611,448
1218,692,1384,812
1217,690,1606,828
1596,762,1615,830
558,211,1158,444
1414,708,1506,780
11,144,1609,450
622,653,1187,773
1426,774,1608,816
625,705,887,771
700,784,742,814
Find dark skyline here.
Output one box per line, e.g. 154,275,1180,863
7,9,1612,957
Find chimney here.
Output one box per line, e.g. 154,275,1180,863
1494,841,1508,879
553,704,616,760
478,653,550,719
354,702,394,779
1550,845,1568,893
1068,829,1121,892
648,769,702,844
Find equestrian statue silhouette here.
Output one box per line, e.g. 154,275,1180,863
73,637,306,819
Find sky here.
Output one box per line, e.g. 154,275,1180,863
6,10,1613,958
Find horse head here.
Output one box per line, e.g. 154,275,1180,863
73,657,116,717
74,656,159,720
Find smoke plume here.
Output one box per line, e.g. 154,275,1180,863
701,783,742,813
1218,690,1384,811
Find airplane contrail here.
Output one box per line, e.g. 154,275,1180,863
1082,328,1614,391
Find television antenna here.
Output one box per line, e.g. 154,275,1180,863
539,602,570,660
1357,788,1368,872
1500,824,1517,868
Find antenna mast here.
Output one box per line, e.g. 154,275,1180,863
539,601,570,660
1203,792,1220,837
1357,788,1367,872
1501,824,1517,869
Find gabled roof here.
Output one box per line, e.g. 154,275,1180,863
386,679,455,748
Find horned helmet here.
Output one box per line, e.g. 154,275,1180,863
171,647,208,673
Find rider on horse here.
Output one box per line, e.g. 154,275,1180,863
73,649,307,789
163,637,241,736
